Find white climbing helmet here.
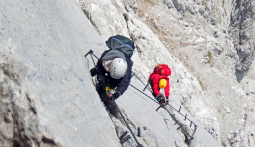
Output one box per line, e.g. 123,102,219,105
110,58,128,79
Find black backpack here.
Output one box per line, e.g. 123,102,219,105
105,35,135,58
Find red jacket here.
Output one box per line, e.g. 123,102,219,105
149,73,170,97
149,64,171,97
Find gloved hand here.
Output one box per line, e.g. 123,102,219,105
112,92,120,100
90,68,97,77
156,94,162,102
165,97,169,104
108,91,120,100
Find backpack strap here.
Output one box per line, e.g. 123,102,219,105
154,65,163,75
111,38,134,52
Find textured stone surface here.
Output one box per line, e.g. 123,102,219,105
0,0,121,146
1,0,254,147
78,0,255,146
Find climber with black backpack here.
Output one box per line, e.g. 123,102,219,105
90,35,135,112
149,64,171,105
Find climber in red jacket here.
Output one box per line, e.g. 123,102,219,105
149,64,171,104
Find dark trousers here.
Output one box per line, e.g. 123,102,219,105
149,80,157,97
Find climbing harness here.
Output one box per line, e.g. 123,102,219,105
105,87,116,95
85,49,143,147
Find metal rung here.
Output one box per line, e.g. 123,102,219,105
120,135,131,144
178,106,181,112
190,121,193,127
119,131,128,141
138,127,141,137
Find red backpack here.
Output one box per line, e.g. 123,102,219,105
153,64,171,76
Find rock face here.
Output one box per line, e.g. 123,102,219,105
229,0,255,82
0,0,121,147
79,0,255,146
0,0,254,147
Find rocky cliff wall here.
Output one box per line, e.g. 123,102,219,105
0,0,121,146
79,0,255,146
0,0,254,146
